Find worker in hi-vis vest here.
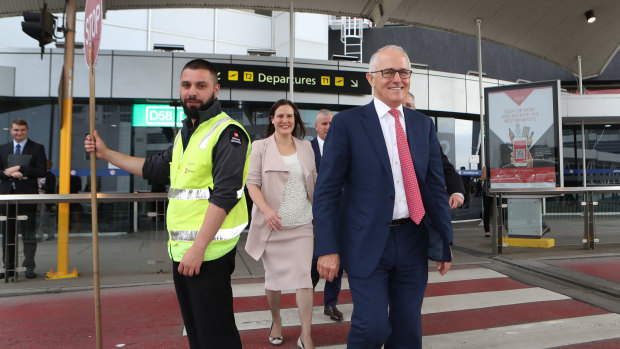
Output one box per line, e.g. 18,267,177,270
85,59,250,349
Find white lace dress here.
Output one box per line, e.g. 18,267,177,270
262,152,314,291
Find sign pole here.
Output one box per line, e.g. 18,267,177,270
89,45,102,349
84,0,103,347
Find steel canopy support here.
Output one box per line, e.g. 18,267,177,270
47,0,78,280
363,0,402,28
289,1,295,102
476,18,485,169
577,55,583,94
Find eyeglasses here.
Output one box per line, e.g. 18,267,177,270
370,69,412,79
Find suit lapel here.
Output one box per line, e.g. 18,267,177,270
22,139,32,155
360,102,392,177
264,135,289,172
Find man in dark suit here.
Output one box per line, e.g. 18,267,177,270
314,45,453,348
404,92,465,209
309,109,345,322
0,119,47,279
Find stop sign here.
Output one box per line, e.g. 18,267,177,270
84,0,102,67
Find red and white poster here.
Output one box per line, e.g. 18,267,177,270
485,81,560,189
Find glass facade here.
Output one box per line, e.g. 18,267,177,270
0,98,326,195
2,97,619,239
562,124,620,187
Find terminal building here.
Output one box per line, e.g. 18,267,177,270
1,8,619,231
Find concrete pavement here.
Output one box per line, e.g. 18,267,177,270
2,218,620,348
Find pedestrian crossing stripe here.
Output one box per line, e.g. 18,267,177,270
231,267,508,298
186,267,620,349
423,313,620,349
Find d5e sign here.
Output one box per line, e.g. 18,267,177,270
132,104,186,127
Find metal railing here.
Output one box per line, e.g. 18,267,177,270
488,186,620,255
1,193,168,282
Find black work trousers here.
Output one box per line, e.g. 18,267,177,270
482,194,494,233
1,203,37,273
172,247,242,349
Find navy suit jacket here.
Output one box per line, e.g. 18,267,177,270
310,137,321,172
313,101,453,278
0,139,47,195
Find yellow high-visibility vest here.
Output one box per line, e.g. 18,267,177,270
167,112,250,262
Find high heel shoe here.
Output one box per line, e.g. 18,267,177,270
268,323,283,346
297,336,305,349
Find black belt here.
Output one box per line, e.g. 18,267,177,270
388,218,412,226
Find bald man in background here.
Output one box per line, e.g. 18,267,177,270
310,109,345,322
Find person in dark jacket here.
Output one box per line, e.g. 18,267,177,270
0,119,47,279
404,92,465,208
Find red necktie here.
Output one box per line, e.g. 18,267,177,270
389,109,425,225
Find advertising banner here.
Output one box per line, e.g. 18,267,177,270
485,81,560,189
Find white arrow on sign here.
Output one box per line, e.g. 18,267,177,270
351,80,358,88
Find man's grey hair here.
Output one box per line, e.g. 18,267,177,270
315,109,333,122
368,45,411,72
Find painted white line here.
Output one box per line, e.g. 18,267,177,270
428,268,506,283
422,287,569,314
236,305,350,331
233,268,506,298
424,313,620,349
235,287,567,331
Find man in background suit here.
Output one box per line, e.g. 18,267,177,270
0,119,47,279
403,92,465,209
314,45,453,348
310,109,344,322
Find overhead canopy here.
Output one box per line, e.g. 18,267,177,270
2,0,619,78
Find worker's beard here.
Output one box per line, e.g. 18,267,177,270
182,93,216,119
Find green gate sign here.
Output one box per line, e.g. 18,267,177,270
132,104,186,127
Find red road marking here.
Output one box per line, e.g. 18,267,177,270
234,277,531,312
422,299,609,335
237,299,609,347
548,258,620,283
425,277,532,297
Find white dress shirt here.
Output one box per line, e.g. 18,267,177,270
13,139,27,154
373,97,410,220
317,136,325,156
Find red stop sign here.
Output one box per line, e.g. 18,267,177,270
84,0,102,67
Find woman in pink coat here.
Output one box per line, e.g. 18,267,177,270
245,99,317,349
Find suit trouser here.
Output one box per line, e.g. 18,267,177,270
172,248,242,349
311,254,344,306
347,221,428,349
482,193,494,232
1,203,37,273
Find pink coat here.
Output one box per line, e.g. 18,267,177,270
244,135,317,261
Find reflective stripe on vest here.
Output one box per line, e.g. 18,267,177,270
169,222,247,242
200,117,232,149
167,187,244,200
168,188,210,200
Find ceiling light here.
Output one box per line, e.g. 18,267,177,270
585,10,596,23
153,44,185,52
